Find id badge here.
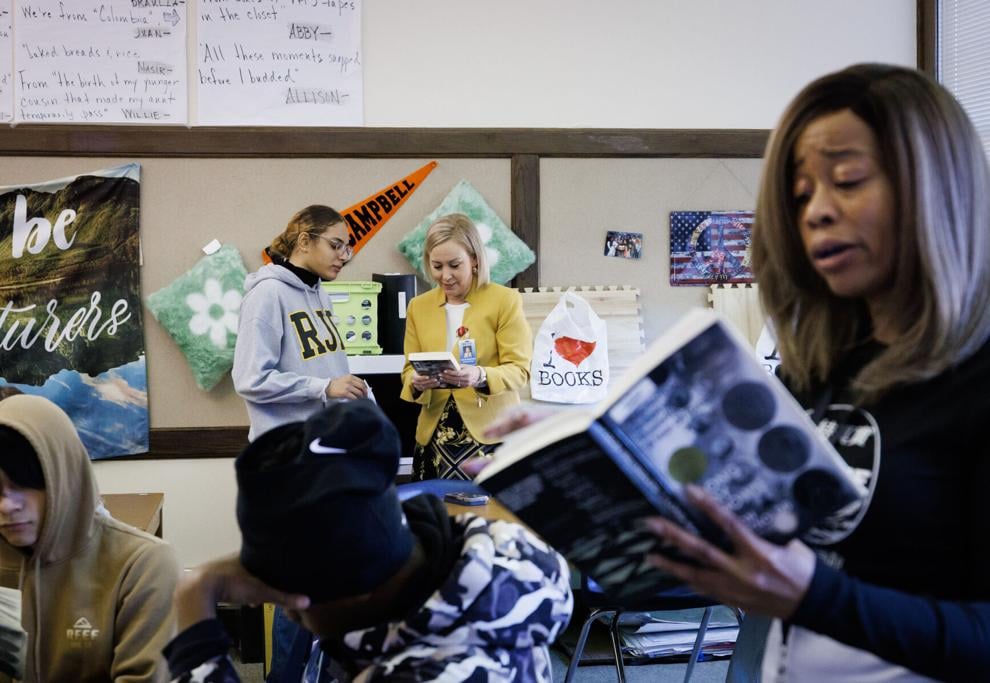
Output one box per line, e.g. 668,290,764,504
458,338,477,366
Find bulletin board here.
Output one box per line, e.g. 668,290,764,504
0,127,766,457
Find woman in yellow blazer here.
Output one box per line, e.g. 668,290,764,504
401,214,532,480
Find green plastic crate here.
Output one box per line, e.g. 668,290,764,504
322,281,383,356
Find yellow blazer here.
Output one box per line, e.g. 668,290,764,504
401,282,532,445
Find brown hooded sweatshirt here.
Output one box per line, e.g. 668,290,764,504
0,395,179,683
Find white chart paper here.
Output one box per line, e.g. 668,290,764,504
13,0,187,124
0,0,11,122
196,0,362,126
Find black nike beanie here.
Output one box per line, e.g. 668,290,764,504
236,400,414,602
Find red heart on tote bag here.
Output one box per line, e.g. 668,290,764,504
554,336,597,366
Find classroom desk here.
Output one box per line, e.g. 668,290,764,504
444,498,519,525
102,493,165,538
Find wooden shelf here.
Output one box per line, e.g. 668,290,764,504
347,354,405,374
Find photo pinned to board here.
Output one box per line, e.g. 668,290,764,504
603,230,643,259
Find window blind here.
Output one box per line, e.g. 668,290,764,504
939,0,990,157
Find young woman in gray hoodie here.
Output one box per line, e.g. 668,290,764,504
232,205,368,442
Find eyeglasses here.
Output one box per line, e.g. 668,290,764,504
309,233,354,260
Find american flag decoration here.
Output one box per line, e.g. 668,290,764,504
669,210,755,286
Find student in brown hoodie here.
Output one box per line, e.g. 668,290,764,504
0,394,179,682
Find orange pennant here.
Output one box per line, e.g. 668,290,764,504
344,161,437,256
263,160,438,264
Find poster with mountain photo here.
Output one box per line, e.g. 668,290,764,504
0,164,148,458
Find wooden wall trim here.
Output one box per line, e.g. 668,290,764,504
116,426,250,460
918,0,937,77
0,126,769,158
511,154,541,289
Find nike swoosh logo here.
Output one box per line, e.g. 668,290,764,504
309,439,347,455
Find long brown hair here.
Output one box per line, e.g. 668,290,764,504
752,63,990,401
269,205,345,261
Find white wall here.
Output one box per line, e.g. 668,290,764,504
363,0,915,128
95,458,241,566
84,0,915,570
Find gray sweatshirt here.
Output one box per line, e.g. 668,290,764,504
232,264,351,441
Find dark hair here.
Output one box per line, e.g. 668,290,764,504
0,426,45,490
0,385,23,401
269,205,346,260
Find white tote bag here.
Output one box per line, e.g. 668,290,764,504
530,291,609,404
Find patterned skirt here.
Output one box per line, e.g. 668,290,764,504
412,397,498,480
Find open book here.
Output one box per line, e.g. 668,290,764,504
0,586,26,679
476,309,865,601
408,351,460,387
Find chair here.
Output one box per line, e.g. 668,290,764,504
565,576,743,683
396,478,488,502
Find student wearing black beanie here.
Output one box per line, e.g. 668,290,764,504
164,400,573,683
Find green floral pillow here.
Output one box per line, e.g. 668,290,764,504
397,180,535,284
145,245,247,391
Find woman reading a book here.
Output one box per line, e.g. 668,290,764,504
629,64,990,680
401,213,532,480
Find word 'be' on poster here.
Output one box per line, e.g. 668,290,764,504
197,0,362,126
13,0,187,124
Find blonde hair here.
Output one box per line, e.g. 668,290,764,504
752,63,990,401
269,205,345,261
422,213,490,286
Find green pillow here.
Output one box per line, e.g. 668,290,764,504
145,245,247,391
397,180,535,284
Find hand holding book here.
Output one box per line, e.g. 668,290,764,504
642,484,817,620
408,352,483,389
409,352,460,389
475,309,865,602
475,403,817,618
483,403,563,440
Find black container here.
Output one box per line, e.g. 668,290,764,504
372,273,417,355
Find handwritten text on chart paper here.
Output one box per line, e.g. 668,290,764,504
11,0,187,123
0,0,361,125
0,1,11,122
197,0,363,126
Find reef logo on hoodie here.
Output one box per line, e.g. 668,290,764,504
67,615,101,645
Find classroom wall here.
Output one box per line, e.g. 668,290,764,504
91,157,759,568
363,0,915,128
0,157,507,569
0,2,916,569
540,158,765,344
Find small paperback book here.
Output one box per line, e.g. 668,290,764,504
408,351,460,387
476,309,865,601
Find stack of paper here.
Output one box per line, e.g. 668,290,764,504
0,586,26,679
617,611,738,660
